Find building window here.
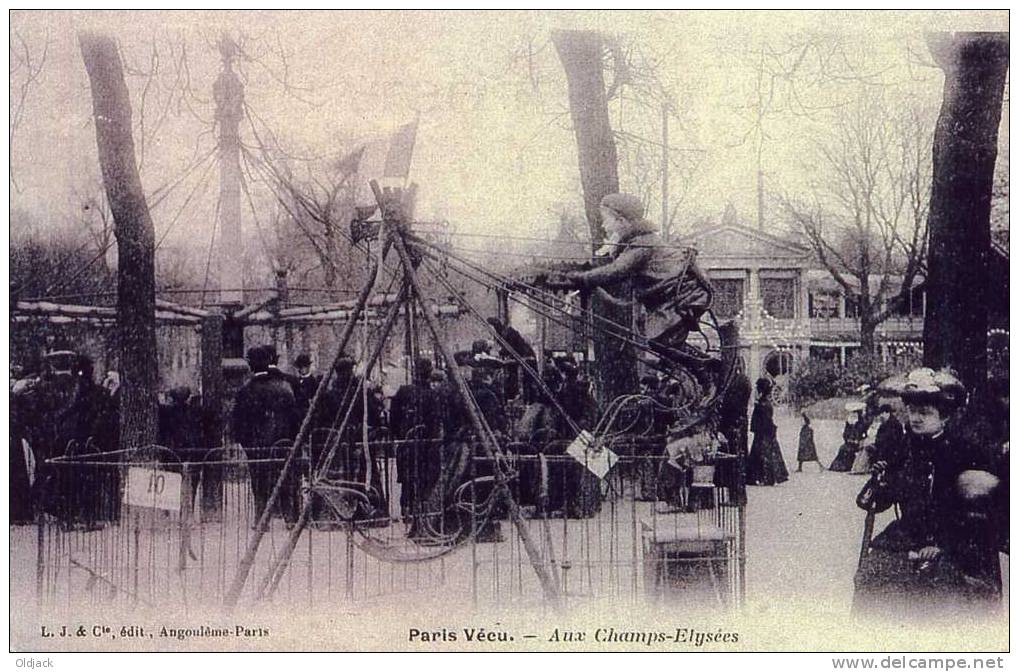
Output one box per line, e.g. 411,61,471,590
809,346,839,363
844,295,860,319
764,350,794,376
809,291,839,318
910,285,924,317
892,285,925,318
761,277,796,319
712,278,745,319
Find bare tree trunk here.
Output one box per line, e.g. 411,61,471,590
859,318,877,355
553,29,637,401
80,32,159,450
924,32,1008,390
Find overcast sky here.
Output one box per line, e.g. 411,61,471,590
9,10,1008,263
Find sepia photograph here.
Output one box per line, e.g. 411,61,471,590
6,9,1010,656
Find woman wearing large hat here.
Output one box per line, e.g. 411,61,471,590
852,368,1004,618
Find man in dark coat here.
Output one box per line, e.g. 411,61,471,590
460,355,509,541
390,357,444,526
290,353,320,420
312,354,387,521
553,358,602,518
716,367,752,504
233,345,300,524
158,386,203,453
466,355,508,436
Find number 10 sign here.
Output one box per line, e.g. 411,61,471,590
123,467,183,511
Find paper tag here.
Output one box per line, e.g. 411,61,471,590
566,430,617,479
124,467,182,511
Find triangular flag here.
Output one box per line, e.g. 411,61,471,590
333,145,366,175
382,118,419,178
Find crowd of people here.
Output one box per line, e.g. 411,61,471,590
7,188,1007,615
9,339,1009,617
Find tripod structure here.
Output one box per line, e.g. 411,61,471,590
223,181,742,610
224,182,563,607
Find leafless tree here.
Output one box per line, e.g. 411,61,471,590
9,29,49,192
241,138,367,291
80,30,160,451
923,32,1008,390
780,89,933,353
724,31,887,231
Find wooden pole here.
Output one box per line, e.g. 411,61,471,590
390,231,562,606
661,102,669,241
199,314,225,517
259,283,408,599
213,34,245,305
223,250,382,608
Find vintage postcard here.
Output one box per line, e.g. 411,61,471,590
7,9,1009,656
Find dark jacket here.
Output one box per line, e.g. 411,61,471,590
872,414,905,467
390,382,444,441
572,219,712,315
315,374,384,436
291,373,321,415
158,398,203,454
842,418,866,446
868,426,998,565
750,398,776,438
556,377,598,435
466,379,507,435
718,373,751,455
232,370,299,449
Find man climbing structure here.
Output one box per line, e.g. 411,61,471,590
561,192,716,388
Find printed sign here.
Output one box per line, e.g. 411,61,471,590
566,430,617,480
123,467,182,512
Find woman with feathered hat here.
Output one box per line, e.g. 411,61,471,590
852,368,1004,618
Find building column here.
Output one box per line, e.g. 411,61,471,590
748,343,761,384
747,268,761,332
798,270,809,322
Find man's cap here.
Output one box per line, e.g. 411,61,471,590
600,192,645,222
294,353,312,368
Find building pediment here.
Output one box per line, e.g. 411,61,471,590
679,224,810,265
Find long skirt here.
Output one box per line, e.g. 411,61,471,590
746,432,789,486
853,547,1001,620
829,443,858,472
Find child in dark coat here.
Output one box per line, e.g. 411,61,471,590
796,413,825,472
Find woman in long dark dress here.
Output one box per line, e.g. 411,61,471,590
830,407,865,472
796,412,825,472
746,378,789,486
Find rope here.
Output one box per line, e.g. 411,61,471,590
198,190,223,308
423,257,583,438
